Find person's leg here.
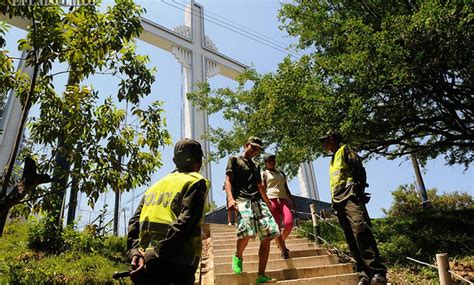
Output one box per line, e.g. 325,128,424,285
172,264,198,285
280,199,294,241
334,201,368,283
236,236,250,258
233,200,255,274
269,199,287,256
258,236,271,275
345,197,387,280
144,258,173,285
255,200,280,282
226,199,234,225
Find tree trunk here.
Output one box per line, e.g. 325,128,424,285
410,153,432,209
50,70,79,228
0,157,51,236
66,148,82,226
113,153,122,236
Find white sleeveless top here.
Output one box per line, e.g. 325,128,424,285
262,170,288,199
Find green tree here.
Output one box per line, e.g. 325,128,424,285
189,1,473,174
0,1,170,236
382,184,473,217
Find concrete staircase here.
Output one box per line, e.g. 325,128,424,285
200,223,359,285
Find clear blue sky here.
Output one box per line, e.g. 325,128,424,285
4,0,473,234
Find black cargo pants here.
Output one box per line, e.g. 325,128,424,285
132,258,198,285
333,196,387,280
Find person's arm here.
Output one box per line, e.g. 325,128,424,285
258,182,272,208
344,146,367,195
155,179,208,258
127,197,144,260
127,198,145,277
224,156,237,210
225,174,237,210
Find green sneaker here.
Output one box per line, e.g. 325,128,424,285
232,254,243,275
256,275,276,284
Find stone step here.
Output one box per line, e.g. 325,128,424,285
213,238,312,251
214,263,354,285
213,243,318,257
209,226,238,234
213,248,328,264
274,273,359,285
214,255,339,274
212,234,301,243
210,228,303,237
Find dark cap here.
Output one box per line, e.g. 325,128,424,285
173,138,203,166
246,136,264,149
318,131,342,142
264,154,276,162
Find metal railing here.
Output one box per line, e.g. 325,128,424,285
406,256,473,285
306,202,473,285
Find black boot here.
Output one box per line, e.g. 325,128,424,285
358,276,370,285
371,274,387,285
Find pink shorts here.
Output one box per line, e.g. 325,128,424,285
269,198,294,232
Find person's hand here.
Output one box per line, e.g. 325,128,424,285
263,198,272,210
227,198,238,211
130,250,145,278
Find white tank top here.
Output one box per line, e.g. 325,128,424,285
262,170,288,199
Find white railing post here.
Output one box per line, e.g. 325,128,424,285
309,203,320,246
436,253,452,285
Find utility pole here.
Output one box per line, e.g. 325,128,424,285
410,153,432,209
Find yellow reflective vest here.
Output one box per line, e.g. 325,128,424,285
138,171,209,264
329,145,354,202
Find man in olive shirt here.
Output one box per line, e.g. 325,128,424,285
224,137,279,284
319,131,387,285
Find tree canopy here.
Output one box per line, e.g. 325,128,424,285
0,1,170,223
189,0,473,174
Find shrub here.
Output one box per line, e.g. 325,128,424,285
383,184,473,217
63,225,104,253
102,235,128,262
373,209,474,265
27,214,64,253
1,220,131,284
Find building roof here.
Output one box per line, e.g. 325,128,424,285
205,195,332,224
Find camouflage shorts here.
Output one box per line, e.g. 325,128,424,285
236,199,279,241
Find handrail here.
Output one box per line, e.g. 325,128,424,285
406,256,473,284
303,205,473,285
293,225,356,263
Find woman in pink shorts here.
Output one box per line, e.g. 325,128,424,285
262,154,295,258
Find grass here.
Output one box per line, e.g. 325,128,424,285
0,219,131,284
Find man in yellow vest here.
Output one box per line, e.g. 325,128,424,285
319,131,387,285
126,138,210,285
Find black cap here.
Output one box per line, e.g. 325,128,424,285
264,154,276,162
246,136,264,149
173,138,203,166
318,131,342,142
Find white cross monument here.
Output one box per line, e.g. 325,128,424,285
0,1,321,204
